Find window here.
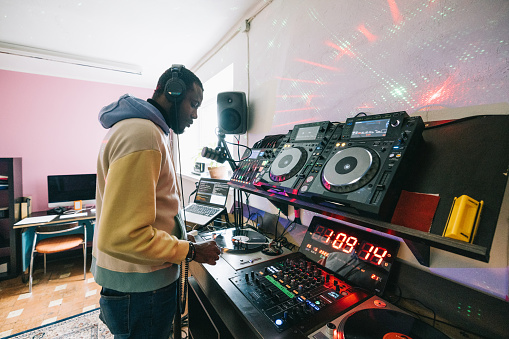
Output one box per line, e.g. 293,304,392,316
175,64,234,175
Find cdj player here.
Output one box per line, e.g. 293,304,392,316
300,111,424,220
229,112,424,221
254,121,339,198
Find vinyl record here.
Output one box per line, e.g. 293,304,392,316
212,228,267,252
322,147,380,193
269,147,308,182
341,309,449,339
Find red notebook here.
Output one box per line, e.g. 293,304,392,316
391,190,440,233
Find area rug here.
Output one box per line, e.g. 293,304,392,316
7,309,112,339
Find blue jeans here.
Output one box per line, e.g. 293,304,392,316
99,280,178,339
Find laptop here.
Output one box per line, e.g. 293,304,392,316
183,178,230,226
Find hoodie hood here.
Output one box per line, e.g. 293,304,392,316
98,94,170,135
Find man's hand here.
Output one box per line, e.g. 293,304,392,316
193,240,221,265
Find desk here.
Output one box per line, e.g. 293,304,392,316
13,210,96,229
15,210,96,273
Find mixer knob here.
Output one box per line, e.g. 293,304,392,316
335,285,340,292
251,271,255,279
255,278,260,285
298,284,304,294
398,131,408,144
245,273,249,281
283,311,288,320
325,274,330,282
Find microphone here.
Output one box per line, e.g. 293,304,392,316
201,147,227,164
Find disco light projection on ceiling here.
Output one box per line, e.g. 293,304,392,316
357,24,378,42
268,0,508,132
325,41,356,60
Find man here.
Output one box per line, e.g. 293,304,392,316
91,65,221,338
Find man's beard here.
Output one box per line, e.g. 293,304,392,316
165,103,185,134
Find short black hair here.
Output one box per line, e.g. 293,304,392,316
153,65,203,99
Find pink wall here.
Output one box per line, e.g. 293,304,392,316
0,69,153,212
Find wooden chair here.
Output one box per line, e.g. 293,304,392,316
28,222,87,293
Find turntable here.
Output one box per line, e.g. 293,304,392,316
209,227,268,252
255,121,340,197
308,296,449,339
300,111,424,220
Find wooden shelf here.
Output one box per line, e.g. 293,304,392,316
0,158,23,280
229,115,509,266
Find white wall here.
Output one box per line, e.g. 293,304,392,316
193,0,509,299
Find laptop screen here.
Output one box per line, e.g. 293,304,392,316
194,178,230,207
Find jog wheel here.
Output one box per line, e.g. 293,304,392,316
322,147,380,193
269,147,308,182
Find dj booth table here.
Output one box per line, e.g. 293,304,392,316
186,223,451,339
188,240,299,339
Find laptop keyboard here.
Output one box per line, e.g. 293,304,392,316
186,204,221,217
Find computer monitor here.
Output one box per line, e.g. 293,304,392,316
47,174,97,209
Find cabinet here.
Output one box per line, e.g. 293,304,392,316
0,158,23,280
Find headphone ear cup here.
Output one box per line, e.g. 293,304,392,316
164,77,186,103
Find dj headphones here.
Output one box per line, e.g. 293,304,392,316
164,64,186,103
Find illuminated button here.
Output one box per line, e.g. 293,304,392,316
275,319,283,326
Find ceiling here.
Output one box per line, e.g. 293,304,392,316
0,0,262,87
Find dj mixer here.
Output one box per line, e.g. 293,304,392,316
229,253,369,334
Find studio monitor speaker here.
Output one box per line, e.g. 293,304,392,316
217,91,247,134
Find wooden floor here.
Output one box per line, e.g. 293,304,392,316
0,254,100,338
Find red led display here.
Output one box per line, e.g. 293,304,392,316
311,224,389,266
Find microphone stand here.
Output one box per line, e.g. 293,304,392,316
214,133,243,233
216,132,238,172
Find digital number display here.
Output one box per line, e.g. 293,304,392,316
351,118,389,138
311,225,388,266
249,150,260,159
300,216,400,294
295,126,320,141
